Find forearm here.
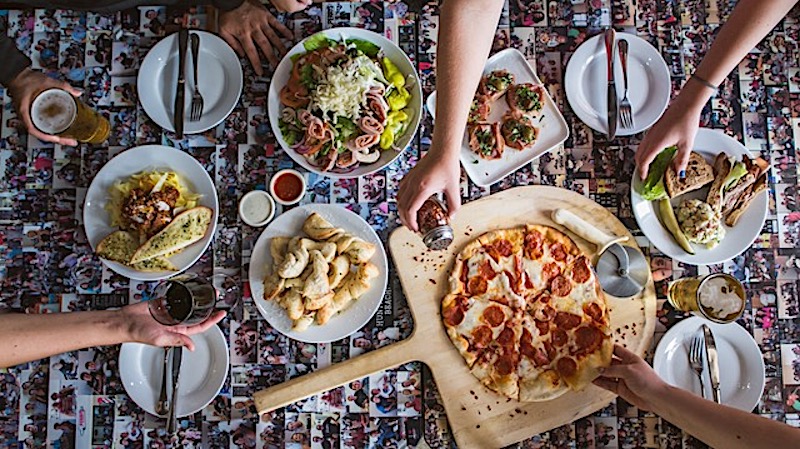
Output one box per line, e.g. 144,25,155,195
431,0,504,155
0,34,32,87
652,384,800,448
0,310,128,368
681,0,797,108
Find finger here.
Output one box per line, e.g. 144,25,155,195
611,343,640,363
262,24,287,55
253,28,278,68
220,31,244,56
177,334,195,351
636,145,659,180
404,191,430,232
444,183,461,216
60,82,82,97
592,377,619,393
184,310,226,336
672,142,693,179
268,14,294,40
242,37,264,76
597,363,632,379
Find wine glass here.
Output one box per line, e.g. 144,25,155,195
148,273,240,326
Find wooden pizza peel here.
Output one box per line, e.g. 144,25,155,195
254,186,657,448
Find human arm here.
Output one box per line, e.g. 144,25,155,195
218,0,301,76
0,301,225,368
636,0,799,179
397,0,504,230
594,344,800,449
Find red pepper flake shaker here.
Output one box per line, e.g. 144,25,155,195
417,195,454,250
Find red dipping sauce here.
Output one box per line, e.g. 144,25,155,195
273,172,303,202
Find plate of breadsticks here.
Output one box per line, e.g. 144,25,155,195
249,204,388,343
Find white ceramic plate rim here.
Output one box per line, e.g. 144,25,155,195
565,33,671,136
248,204,388,343
138,30,243,134
653,316,765,412
630,128,768,265
83,145,219,281
119,324,229,417
267,27,422,179
426,48,570,187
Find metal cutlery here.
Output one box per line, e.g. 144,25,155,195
190,33,204,122
174,28,189,138
618,39,633,129
166,346,183,434
155,347,171,416
604,28,618,140
702,324,722,403
689,331,706,399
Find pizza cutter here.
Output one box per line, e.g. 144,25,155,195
552,209,648,298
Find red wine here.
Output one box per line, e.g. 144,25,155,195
165,282,193,322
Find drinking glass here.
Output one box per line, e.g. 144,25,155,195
148,273,239,326
667,273,745,323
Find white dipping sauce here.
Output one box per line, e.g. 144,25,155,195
240,191,273,225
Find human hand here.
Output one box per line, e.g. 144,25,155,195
397,149,461,231
118,301,225,351
270,0,312,13
634,94,703,180
592,344,669,411
219,0,294,75
7,68,82,146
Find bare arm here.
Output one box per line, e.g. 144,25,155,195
0,302,225,368
397,0,504,230
595,345,800,449
636,0,798,178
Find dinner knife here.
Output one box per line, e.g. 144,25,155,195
174,28,189,138
166,346,183,434
702,324,722,404
604,28,618,140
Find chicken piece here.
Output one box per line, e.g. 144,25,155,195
121,185,181,237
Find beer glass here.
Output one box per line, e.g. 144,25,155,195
667,273,745,323
30,88,110,144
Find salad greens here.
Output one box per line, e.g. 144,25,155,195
639,146,677,200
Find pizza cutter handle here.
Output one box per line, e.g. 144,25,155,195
253,337,418,414
551,209,628,255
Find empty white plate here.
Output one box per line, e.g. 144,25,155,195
653,316,764,412
138,30,242,134
565,32,670,136
119,324,228,417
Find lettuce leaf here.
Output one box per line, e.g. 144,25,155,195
639,146,677,200
304,34,336,52
346,39,380,58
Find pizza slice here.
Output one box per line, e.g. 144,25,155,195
518,314,566,402
470,316,523,399
442,294,518,366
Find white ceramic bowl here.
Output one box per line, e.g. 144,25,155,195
269,169,306,205
239,190,276,227
268,27,422,178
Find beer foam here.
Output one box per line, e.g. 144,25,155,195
699,276,742,317
31,89,76,134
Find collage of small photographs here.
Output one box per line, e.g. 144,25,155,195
0,0,798,448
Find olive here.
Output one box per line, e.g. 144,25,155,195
522,127,535,141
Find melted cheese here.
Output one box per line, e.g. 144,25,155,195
522,258,545,290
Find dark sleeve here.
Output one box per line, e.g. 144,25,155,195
0,34,31,86
212,0,246,12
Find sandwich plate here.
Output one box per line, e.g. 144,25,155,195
248,204,388,343
631,129,767,265
84,145,219,281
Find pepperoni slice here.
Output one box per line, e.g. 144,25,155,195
534,304,556,322
551,328,568,347
553,312,581,330
520,329,536,358
550,275,572,297
571,256,592,284
443,304,465,326
524,231,544,259
535,320,550,336
495,239,513,257
471,325,493,349
532,348,550,367
575,325,604,355
542,262,561,284
478,259,497,280
496,355,515,375
492,296,511,306
583,302,604,323
505,270,522,295
468,277,488,295
497,326,515,347
550,242,567,261
524,272,534,289
460,262,469,285
556,357,577,378
543,341,556,360
482,305,505,327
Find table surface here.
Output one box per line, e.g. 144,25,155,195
0,2,798,449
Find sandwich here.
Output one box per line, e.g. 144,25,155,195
664,152,714,198
705,154,769,226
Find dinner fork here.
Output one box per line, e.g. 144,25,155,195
189,33,204,122
689,332,707,399
618,39,633,129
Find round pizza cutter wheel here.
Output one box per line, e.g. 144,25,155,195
552,209,648,298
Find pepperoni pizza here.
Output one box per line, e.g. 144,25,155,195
442,225,612,401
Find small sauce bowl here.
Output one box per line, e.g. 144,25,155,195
239,190,276,227
269,169,306,206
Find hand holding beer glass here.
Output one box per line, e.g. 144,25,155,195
7,68,109,145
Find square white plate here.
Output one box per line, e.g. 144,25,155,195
426,48,569,187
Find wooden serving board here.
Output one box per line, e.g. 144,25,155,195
254,186,656,448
